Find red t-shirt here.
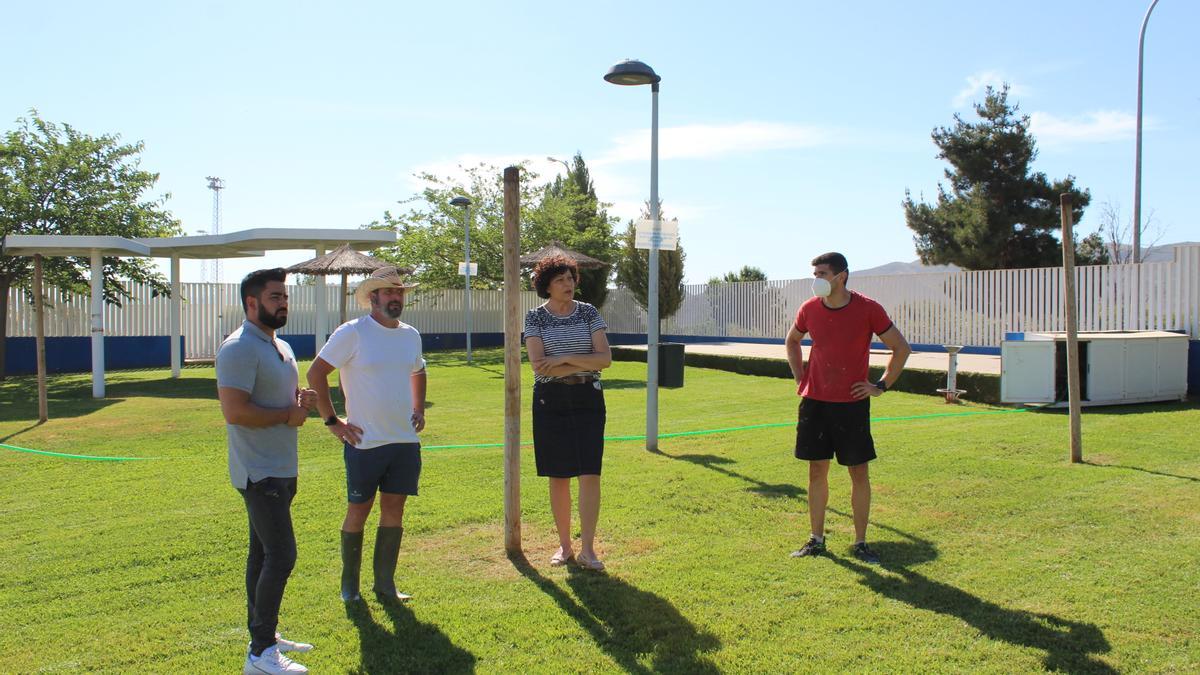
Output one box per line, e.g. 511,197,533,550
794,291,894,402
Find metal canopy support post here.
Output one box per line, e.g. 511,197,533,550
314,246,327,354
34,254,48,422
89,249,105,398
170,254,181,377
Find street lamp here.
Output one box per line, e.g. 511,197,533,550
450,196,473,364
546,156,572,178
605,58,662,451
1133,0,1161,265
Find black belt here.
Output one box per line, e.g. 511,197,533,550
550,375,596,385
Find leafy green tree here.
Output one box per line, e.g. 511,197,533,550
615,201,686,331
367,163,546,290
708,265,766,284
903,85,1097,269
535,153,620,306
0,111,181,379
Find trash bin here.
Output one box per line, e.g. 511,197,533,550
658,342,685,388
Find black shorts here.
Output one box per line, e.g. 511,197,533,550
532,380,606,477
795,398,876,466
344,442,421,502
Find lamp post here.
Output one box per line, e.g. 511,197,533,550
546,156,572,178
451,196,473,364
1133,0,1161,265
605,58,662,451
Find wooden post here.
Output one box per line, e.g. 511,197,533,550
502,166,522,553
33,254,48,423
339,273,348,325
1061,194,1083,463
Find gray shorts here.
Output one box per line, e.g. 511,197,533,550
344,442,421,503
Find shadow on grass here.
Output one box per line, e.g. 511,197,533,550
0,375,217,422
345,599,476,674
654,450,805,500
599,379,645,390
828,551,1114,673
1082,460,1199,483
1024,399,1199,416
656,447,1114,671
509,552,720,674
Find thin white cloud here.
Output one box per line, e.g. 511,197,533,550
596,121,831,165
1029,110,1146,144
954,70,1029,107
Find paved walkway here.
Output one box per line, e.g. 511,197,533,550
620,341,1001,375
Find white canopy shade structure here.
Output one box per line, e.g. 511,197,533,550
3,228,396,403
2,235,152,399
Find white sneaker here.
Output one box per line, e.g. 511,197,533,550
243,645,308,674
274,633,313,653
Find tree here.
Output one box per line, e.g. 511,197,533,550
615,202,686,331
708,265,766,284
535,153,620,306
903,85,1095,269
0,112,181,379
367,163,546,290
1096,201,1163,264
368,156,620,300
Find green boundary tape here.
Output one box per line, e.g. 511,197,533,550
1,408,1027,460
0,442,156,462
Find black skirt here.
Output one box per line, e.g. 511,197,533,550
532,380,606,477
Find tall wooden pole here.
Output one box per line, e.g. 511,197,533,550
339,273,348,325
33,254,48,423
1061,194,1083,463
502,166,522,553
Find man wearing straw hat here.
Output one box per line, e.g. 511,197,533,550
307,266,426,603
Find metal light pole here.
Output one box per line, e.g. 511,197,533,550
605,59,662,451
1133,0,1160,265
546,156,572,178
451,196,473,364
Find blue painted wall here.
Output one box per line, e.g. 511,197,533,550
5,336,182,375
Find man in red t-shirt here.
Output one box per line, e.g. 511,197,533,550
785,252,911,564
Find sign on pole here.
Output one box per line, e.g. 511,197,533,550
457,262,478,275
634,218,679,251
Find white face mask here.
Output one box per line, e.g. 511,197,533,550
811,277,832,298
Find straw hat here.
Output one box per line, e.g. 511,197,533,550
354,266,418,308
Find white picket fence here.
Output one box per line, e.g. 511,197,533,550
7,244,1200,359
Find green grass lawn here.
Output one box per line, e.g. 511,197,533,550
1,348,1198,673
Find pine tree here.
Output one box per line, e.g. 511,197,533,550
903,85,1098,269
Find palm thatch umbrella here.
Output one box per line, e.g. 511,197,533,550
286,243,391,323
519,240,608,269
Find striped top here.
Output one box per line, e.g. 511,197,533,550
524,301,608,384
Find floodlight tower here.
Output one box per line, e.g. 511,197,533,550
206,176,225,283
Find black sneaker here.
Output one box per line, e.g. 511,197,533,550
790,536,826,558
852,542,880,564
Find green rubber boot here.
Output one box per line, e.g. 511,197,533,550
372,526,412,602
340,530,363,602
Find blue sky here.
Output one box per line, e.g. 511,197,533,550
5,0,1197,283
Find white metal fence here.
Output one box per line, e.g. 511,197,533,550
7,244,1200,358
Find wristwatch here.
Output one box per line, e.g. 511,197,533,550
875,379,888,393
324,415,339,426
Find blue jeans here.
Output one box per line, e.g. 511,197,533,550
237,476,298,656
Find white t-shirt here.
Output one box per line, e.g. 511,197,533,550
317,315,426,449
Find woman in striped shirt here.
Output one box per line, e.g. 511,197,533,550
524,255,612,571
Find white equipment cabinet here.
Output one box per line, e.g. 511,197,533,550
1001,331,1189,406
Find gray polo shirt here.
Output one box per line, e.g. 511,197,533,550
216,320,300,488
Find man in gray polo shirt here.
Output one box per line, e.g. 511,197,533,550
217,268,317,675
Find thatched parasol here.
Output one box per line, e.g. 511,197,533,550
519,240,608,269
287,243,391,323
